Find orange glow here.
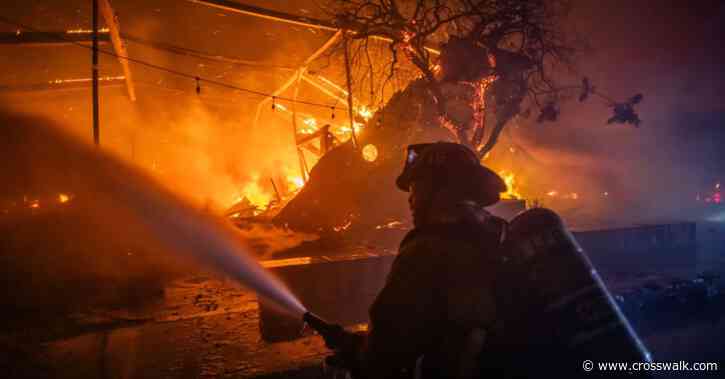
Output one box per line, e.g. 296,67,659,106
58,193,70,203
49,76,125,85
498,170,521,199
65,28,110,34
240,174,273,210
300,117,319,134
357,106,374,121
286,175,305,192
362,144,378,162
333,220,352,232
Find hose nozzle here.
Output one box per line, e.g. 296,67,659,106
303,312,345,349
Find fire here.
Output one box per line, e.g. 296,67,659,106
240,174,273,209
58,193,70,204
498,170,521,199
335,122,364,138
357,106,374,121
287,175,305,192
301,117,319,134
546,190,579,200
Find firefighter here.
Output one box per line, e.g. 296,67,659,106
319,142,652,378
325,142,509,378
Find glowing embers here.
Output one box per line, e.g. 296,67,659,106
362,144,378,162
58,193,71,204
357,106,374,121
1,193,74,216
546,190,579,200
333,219,353,232
66,28,110,34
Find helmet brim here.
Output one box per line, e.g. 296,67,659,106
397,163,506,206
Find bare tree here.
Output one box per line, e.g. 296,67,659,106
322,0,642,157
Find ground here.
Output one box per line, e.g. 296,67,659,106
2,268,725,379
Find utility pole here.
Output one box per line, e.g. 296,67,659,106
92,0,100,146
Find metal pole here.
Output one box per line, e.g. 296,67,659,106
343,37,358,149
92,0,100,146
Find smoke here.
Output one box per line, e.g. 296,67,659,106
479,0,725,228
0,109,306,316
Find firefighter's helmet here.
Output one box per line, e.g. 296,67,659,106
396,142,506,207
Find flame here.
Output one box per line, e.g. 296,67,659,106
498,170,521,200
547,190,559,197
240,174,273,209
300,117,319,134
29,200,40,209
58,193,70,204
357,106,374,121
287,175,305,192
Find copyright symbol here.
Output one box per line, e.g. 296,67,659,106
583,360,594,372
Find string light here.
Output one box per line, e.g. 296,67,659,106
0,16,342,111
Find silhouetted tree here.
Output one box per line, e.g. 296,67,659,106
324,0,643,157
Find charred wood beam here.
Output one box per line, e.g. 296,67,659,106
252,30,343,128
99,0,136,101
0,31,110,45
300,75,349,109
343,38,358,148
300,143,321,156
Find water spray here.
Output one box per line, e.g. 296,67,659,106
7,113,308,318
